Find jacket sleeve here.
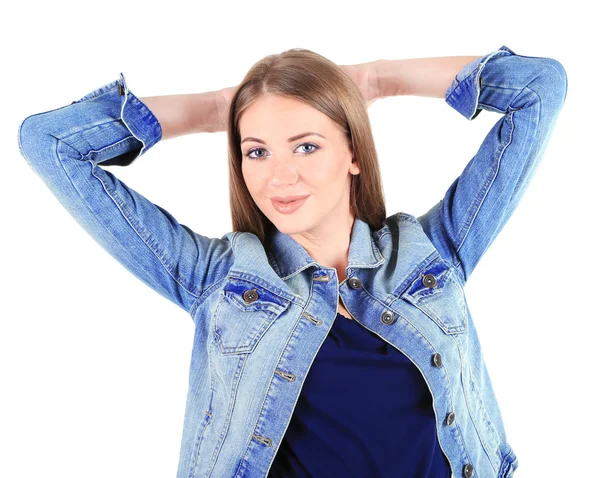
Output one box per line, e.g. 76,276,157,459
417,45,568,285
17,73,235,317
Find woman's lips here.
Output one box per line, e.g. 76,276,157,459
270,195,309,214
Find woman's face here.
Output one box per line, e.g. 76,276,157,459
239,94,360,235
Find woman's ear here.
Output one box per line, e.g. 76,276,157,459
349,157,360,175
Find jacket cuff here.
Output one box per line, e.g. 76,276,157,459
117,72,162,159
73,72,162,166
445,45,517,121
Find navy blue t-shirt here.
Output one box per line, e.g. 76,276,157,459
268,312,452,477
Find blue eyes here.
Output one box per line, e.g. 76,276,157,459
243,143,320,160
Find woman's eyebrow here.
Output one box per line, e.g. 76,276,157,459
241,132,326,145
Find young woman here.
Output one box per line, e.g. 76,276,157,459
18,45,567,478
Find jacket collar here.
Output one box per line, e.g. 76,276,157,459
266,215,385,281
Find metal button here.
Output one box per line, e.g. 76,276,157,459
348,277,362,289
118,83,125,96
446,412,455,426
422,273,437,288
463,463,474,477
433,353,443,367
242,288,259,304
380,310,395,325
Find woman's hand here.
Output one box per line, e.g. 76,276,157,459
214,61,380,132
216,86,238,132
338,61,380,108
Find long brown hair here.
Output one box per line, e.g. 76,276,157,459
226,48,387,245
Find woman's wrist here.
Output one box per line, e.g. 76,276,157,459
215,86,238,132
374,55,482,99
140,90,225,140
339,61,380,106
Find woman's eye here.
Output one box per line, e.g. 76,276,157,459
245,148,268,160
297,143,319,154
244,143,320,160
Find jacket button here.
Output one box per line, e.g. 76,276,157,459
446,412,455,425
242,289,259,304
422,273,437,288
348,277,362,289
433,353,443,367
463,463,474,477
380,310,395,325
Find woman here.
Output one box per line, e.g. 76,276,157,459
17,45,567,478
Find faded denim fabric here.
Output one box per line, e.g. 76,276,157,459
17,44,567,478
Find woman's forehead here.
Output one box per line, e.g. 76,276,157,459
240,98,343,143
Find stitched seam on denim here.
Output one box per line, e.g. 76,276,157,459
506,86,542,207
396,211,418,222
75,130,210,301
376,230,391,243
76,85,116,103
354,296,462,472
454,335,481,473
462,360,499,473
57,119,124,142
188,232,238,318
455,78,543,263
91,166,201,298
18,102,79,162
83,88,199,302
206,354,247,477
498,444,517,476
190,275,230,322
445,48,512,114
52,137,200,312
119,88,148,160
188,405,213,478
215,305,283,356
246,279,319,478
225,272,298,306
52,137,200,310
197,341,219,478
455,107,516,256
370,234,385,264
446,273,468,328
471,371,501,472
389,251,441,299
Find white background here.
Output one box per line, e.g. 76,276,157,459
2,0,597,476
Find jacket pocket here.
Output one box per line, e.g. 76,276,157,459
401,258,468,335
212,277,291,355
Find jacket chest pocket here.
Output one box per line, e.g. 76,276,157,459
401,259,468,335
212,277,291,355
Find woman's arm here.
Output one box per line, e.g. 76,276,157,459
374,46,567,284
144,54,483,140
18,73,236,315
140,86,237,140
374,54,483,99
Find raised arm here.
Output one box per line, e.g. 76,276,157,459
375,53,483,99
374,46,568,284
139,84,238,140
17,73,236,317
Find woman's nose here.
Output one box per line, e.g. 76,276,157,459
269,158,299,185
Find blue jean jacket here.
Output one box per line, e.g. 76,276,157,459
18,45,567,478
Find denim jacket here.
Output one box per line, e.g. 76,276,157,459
18,45,567,478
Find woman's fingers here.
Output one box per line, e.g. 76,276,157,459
339,62,379,107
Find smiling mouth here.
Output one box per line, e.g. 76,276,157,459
270,195,310,203
270,196,309,213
